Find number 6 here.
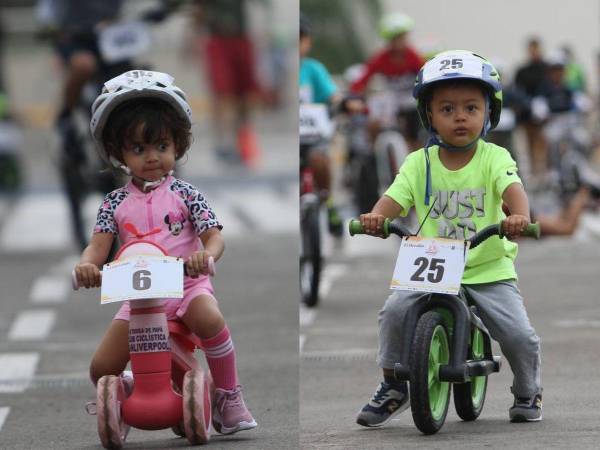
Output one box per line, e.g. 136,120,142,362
133,270,151,290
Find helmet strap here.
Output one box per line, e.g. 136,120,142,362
109,156,173,192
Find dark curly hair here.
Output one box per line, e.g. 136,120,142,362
101,98,192,163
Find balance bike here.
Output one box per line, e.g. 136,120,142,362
73,239,216,448
349,218,540,434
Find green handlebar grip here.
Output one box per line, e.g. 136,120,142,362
348,219,363,236
499,221,541,239
348,218,390,237
522,222,541,239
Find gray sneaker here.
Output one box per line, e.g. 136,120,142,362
509,393,542,422
356,382,409,427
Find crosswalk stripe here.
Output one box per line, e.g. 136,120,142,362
29,276,70,304
8,310,56,341
230,188,298,233
0,194,70,252
0,187,297,252
0,407,9,432
0,353,40,393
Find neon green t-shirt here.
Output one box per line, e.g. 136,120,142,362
384,139,522,284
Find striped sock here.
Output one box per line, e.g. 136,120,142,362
201,326,238,390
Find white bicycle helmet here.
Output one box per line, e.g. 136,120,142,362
412,50,503,205
378,12,414,40
90,70,193,166
413,50,503,134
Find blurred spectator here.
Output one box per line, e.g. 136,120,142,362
191,0,263,168
514,37,548,175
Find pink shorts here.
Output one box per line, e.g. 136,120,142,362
113,277,215,322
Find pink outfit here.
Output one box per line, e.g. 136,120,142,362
93,175,222,321
202,326,238,390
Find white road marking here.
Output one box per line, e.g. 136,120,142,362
344,233,396,257
8,310,56,341
299,305,317,327
299,334,306,352
29,276,70,304
301,347,376,359
0,187,297,252
319,263,348,299
232,188,297,233
0,353,40,393
0,407,9,432
0,194,71,252
553,319,600,328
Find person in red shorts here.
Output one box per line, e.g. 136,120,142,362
192,0,262,168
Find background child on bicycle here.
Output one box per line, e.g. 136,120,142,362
73,69,256,435
349,12,424,151
357,51,542,427
300,12,344,236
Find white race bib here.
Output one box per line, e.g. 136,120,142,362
99,21,151,63
100,255,183,304
390,236,469,295
299,103,334,141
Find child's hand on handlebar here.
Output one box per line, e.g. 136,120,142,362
502,214,530,240
360,213,388,238
74,263,102,288
186,251,213,278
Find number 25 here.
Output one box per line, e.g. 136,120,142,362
411,257,445,283
439,58,463,70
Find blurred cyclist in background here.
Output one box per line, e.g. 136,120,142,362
562,45,586,93
191,0,263,169
349,12,424,151
37,0,179,249
299,12,343,237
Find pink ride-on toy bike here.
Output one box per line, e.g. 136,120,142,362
73,238,216,449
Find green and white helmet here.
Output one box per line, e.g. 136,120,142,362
413,50,503,135
378,12,414,40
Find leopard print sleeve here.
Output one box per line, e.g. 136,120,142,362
170,179,222,235
93,189,129,235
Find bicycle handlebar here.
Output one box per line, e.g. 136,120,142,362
72,256,215,291
348,219,540,249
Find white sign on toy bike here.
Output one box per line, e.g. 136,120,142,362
391,236,469,295
101,255,183,304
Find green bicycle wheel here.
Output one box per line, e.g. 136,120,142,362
410,311,451,435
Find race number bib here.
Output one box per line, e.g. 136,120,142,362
99,21,151,63
100,255,183,304
299,103,334,141
390,236,469,295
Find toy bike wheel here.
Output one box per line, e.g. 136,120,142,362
453,327,488,421
96,375,128,449
182,369,212,444
409,311,451,435
300,201,321,307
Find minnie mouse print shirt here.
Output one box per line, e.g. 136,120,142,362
93,175,222,261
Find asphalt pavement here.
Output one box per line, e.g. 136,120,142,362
300,227,600,449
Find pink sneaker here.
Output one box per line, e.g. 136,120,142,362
212,386,257,435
